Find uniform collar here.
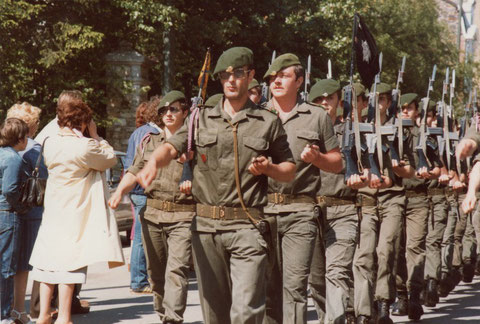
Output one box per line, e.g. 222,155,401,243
267,97,310,124
208,97,263,124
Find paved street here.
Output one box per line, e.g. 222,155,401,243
27,241,480,324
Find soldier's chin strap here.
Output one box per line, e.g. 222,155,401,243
227,120,266,233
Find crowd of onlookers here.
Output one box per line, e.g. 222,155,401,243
0,91,124,324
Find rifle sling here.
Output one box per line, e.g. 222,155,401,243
227,120,261,229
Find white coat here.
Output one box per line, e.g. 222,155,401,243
30,128,125,271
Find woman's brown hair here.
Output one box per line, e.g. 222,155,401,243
135,101,150,128
57,97,93,130
0,118,29,147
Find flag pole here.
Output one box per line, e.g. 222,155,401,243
349,14,358,85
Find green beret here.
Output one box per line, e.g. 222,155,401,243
400,93,419,107
263,53,301,80
213,47,253,77
309,79,341,102
353,83,366,97
340,83,366,101
420,97,436,113
159,90,186,109
370,82,392,95
204,93,223,107
248,79,261,90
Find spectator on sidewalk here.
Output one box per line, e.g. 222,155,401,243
29,96,124,324
0,118,29,324
4,103,46,324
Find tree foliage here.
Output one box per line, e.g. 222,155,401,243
0,0,474,125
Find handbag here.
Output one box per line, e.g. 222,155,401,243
20,137,48,207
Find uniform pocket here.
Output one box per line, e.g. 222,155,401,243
243,136,269,154
196,130,218,170
296,130,320,143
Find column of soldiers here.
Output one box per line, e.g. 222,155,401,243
110,46,480,324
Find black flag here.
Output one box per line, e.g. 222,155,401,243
353,13,379,89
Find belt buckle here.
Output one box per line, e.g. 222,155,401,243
162,201,172,212
219,206,226,219
275,193,284,204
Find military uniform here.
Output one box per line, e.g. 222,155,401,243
129,131,195,323
262,55,339,324
353,83,415,321
394,93,443,320
307,79,358,324
167,46,295,324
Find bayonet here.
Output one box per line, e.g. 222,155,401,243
262,50,277,101
301,55,312,101
327,59,332,79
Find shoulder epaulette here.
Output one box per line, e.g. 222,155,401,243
140,132,155,155
259,102,279,115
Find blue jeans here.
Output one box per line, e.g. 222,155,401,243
0,211,20,319
129,194,149,289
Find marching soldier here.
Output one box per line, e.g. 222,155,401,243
391,93,440,320
248,79,263,104
308,78,362,323
136,47,296,324
109,90,195,323
422,101,452,307
262,54,343,324
353,83,415,324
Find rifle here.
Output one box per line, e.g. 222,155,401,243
364,52,386,179
457,90,473,174
387,56,411,164
301,55,311,101
261,50,277,101
437,68,459,173
416,65,442,171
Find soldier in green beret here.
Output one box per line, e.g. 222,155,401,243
413,98,459,306
248,78,263,104
262,53,343,324
108,90,195,323
136,47,296,324
391,93,442,320
308,78,365,323
352,82,417,323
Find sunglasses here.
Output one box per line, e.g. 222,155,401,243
218,69,250,80
159,106,182,114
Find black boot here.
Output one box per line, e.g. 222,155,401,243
391,293,408,316
346,312,356,324
463,261,475,283
438,272,450,297
376,300,393,324
451,266,463,290
476,258,480,276
408,289,424,321
356,315,371,324
424,278,439,307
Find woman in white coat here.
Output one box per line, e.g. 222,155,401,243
29,97,124,324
